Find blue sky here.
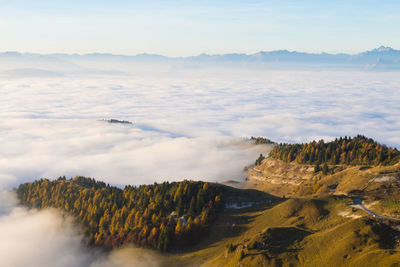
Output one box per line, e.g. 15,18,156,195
1,0,399,56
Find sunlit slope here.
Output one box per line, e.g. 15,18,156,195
249,156,400,200
14,173,400,266
248,136,400,200
182,196,400,267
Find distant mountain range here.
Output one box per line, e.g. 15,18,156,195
1,46,400,73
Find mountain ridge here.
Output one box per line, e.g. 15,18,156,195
2,46,398,59
2,46,400,72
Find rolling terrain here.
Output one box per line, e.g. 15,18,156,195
15,136,400,266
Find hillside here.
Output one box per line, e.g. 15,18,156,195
133,194,400,266
200,196,400,267
14,136,400,266
15,175,400,266
16,176,278,252
247,136,400,258
248,136,400,218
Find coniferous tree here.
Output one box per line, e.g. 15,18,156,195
322,163,329,175
267,135,400,166
16,177,225,252
314,163,321,173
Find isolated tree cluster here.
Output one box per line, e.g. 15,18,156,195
250,136,275,145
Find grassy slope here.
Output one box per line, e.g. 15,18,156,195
160,148,400,266
19,159,400,266
142,159,400,266
160,194,400,267
249,157,400,198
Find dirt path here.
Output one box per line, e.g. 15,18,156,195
351,198,400,222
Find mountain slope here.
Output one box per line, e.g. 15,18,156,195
176,195,400,267
15,175,400,266
14,135,400,266
16,176,278,252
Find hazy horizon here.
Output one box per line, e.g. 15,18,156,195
0,45,398,57
1,1,400,56
1,1,400,266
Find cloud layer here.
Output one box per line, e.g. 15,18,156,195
0,192,166,267
0,118,271,190
1,69,400,188
0,67,399,267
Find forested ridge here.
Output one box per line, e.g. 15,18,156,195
268,135,400,166
16,176,225,251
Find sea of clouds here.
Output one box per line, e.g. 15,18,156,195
0,191,166,267
0,66,400,266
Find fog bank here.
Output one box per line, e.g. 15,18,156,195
0,191,170,267
1,67,399,267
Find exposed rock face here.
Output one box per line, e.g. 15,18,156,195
251,157,315,181
247,158,316,197
248,156,400,200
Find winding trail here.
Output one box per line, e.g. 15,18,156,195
351,198,400,222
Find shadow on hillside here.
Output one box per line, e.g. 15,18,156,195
180,195,285,254
254,227,311,253
220,184,282,204
369,220,398,249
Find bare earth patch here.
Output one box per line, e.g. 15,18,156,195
338,210,362,219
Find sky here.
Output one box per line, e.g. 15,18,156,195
1,0,400,56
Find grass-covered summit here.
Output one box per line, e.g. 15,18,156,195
268,135,400,166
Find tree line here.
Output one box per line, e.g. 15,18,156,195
268,135,400,166
16,176,224,252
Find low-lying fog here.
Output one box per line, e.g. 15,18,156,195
1,69,399,188
0,191,168,267
1,66,399,266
